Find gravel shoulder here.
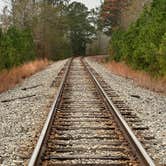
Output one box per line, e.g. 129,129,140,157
86,57,166,165
0,59,67,165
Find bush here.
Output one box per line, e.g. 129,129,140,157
110,0,166,76
0,27,35,71
158,33,166,75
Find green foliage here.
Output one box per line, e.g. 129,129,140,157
67,2,96,56
158,33,166,75
0,0,97,72
34,1,73,60
34,1,96,59
110,0,166,76
0,27,35,70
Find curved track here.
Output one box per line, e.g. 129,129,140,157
29,58,155,166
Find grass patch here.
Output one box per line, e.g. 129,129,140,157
0,59,50,93
105,61,166,93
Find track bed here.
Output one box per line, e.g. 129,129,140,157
29,58,155,166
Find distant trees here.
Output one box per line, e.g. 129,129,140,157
11,0,37,29
100,0,130,34
35,0,72,59
67,2,96,55
0,0,97,71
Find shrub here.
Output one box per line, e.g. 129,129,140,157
158,33,166,75
0,27,35,71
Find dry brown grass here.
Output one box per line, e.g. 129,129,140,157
105,61,166,93
0,59,50,93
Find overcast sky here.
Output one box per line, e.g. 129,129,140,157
70,0,102,9
0,0,9,14
0,0,102,14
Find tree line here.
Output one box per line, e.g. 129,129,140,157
0,0,96,71
100,0,166,76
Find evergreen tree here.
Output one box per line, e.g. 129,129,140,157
67,2,95,55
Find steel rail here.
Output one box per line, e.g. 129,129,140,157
82,58,155,166
28,58,72,166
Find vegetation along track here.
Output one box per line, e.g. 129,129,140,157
29,58,155,166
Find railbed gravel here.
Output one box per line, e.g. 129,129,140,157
0,59,67,166
86,57,166,165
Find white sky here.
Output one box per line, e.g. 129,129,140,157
0,0,102,14
70,0,102,9
0,0,9,14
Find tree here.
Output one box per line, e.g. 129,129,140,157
0,0,99,71
47,0,69,6
100,0,129,34
109,0,166,76
67,2,96,56
35,1,71,59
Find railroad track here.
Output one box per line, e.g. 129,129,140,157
29,58,155,166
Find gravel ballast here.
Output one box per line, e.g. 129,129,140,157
86,57,166,165
0,59,67,165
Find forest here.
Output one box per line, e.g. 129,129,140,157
100,0,166,76
0,0,96,71
1,0,166,77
